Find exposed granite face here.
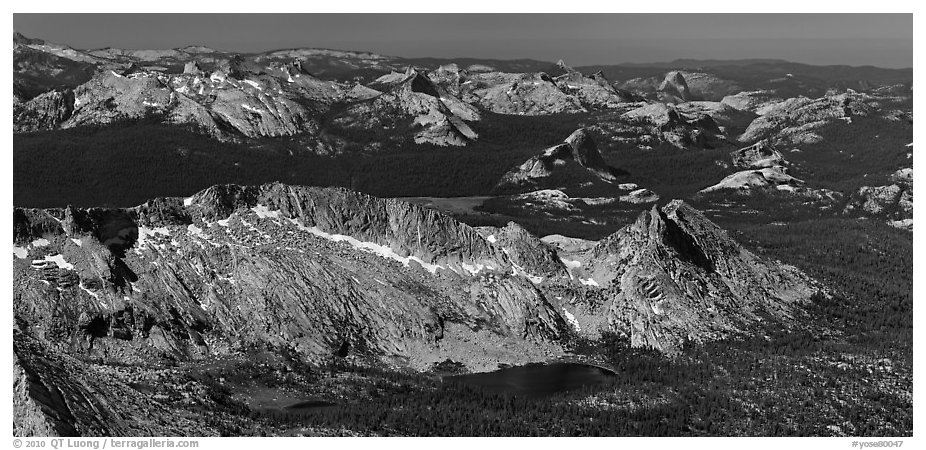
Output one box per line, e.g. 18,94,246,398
494,128,617,194
844,167,913,228
13,89,76,132
476,221,569,280
554,71,638,109
584,200,817,353
658,71,694,103
699,140,840,201
619,102,725,150
341,68,479,146
13,67,329,141
13,184,821,431
738,91,880,145
619,71,741,103
13,183,570,372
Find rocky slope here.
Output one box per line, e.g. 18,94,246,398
698,140,840,201
579,201,817,352
494,128,618,194
13,59,335,142
13,184,819,361
14,183,574,371
618,70,740,102
554,68,639,109
844,167,913,230
658,71,695,103
426,61,636,115
619,102,726,149
334,68,479,146
738,90,882,145
13,183,822,433
700,140,802,194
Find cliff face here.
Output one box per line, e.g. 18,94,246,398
13,68,327,141
13,183,569,373
585,200,817,352
342,68,480,147
13,183,824,434
13,184,821,362
494,128,618,194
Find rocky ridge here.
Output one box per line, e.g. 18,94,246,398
844,167,913,230
582,200,817,351
13,183,822,432
14,183,819,361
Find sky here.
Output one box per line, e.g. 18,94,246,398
12,14,914,68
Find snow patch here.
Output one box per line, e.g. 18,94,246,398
486,235,497,243
560,257,582,269
13,246,28,259
71,238,83,247
562,308,581,332
31,238,50,247
183,197,194,206
510,261,543,284
79,281,105,307
241,104,263,114
136,227,171,252
461,262,488,276
242,80,262,90
36,254,75,270
187,224,209,239
287,218,445,274
251,205,282,220
579,277,599,287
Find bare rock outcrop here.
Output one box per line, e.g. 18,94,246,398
739,90,879,145
658,71,694,103
338,68,479,146
585,200,817,352
13,183,571,376
494,128,617,194
13,89,75,132
844,167,913,229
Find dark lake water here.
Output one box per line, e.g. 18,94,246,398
285,399,337,410
448,362,615,397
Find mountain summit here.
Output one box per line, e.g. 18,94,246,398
494,128,618,194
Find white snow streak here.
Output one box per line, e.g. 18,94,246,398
31,238,50,247
562,308,581,332
13,246,28,259
35,254,75,270
285,217,445,274
242,80,262,90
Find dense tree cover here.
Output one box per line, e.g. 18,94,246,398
181,213,912,437
200,323,909,436
14,95,912,436
602,146,732,199
14,112,591,207
723,217,912,338
785,115,912,193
